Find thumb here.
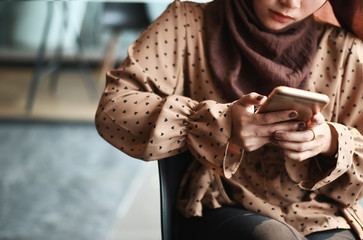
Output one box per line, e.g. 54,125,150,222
235,92,267,108
310,112,325,126
233,92,267,113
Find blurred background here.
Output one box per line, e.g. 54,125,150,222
0,1,210,240
3,1,361,240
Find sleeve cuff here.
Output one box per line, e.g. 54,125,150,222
223,139,244,178
187,100,244,178
299,122,355,190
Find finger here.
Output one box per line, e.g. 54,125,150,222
310,112,325,125
272,139,315,152
273,129,315,142
255,110,299,125
255,121,306,137
283,149,319,162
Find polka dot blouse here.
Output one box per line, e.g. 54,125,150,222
95,1,363,238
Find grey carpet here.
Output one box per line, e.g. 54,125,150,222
0,121,143,240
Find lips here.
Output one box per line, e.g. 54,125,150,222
269,9,293,23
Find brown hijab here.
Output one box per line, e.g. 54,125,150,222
205,0,318,100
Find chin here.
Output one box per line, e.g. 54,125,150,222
264,24,284,31
263,22,290,31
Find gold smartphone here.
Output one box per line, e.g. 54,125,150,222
256,86,330,122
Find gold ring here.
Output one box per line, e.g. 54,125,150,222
308,128,316,141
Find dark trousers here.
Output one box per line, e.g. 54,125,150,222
180,207,358,240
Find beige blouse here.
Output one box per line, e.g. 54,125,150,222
95,1,363,238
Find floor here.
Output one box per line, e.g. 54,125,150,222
0,63,161,240
0,65,101,122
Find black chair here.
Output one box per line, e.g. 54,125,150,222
99,2,150,78
158,150,194,240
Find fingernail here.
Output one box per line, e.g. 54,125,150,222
274,131,283,140
289,111,298,119
298,122,306,130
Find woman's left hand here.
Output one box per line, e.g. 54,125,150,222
272,113,338,162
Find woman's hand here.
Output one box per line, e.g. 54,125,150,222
272,113,338,162
231,92,306,152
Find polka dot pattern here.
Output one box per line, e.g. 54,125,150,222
95,1,363,238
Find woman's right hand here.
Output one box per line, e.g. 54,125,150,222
231,92,305,152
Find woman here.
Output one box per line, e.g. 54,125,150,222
95,0,363,239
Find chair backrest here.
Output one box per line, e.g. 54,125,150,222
102,2,150,30
158,151,194,240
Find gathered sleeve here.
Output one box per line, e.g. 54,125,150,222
95,0,243,178
316,33,363,208
286,25,363,208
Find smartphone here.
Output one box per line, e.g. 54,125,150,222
256,86,330,122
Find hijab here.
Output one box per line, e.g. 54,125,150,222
204,0,318,100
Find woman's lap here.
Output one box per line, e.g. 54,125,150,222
179,207,358,240
306,229,358,240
